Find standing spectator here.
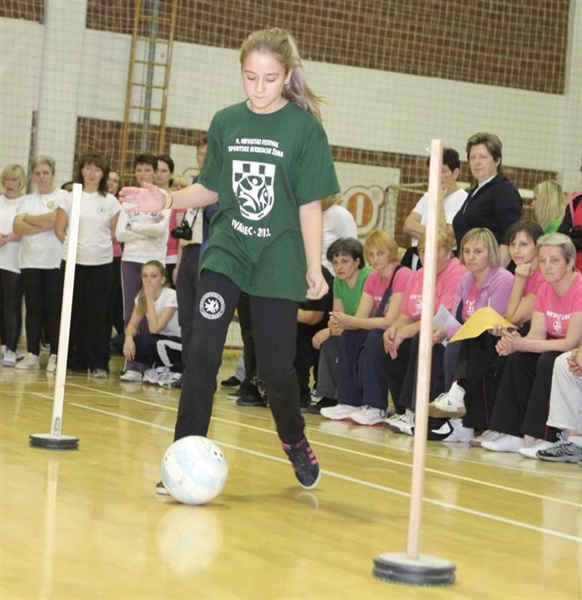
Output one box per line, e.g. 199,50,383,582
54,153,120,377
13,155,67,372
402,147,467,269
531,180,567,233
156,154,181,285
106,169,125,337
116,154,170,330
0,164,27,366
453,132,522,267
321,194,357,274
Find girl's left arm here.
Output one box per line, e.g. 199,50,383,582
300,200,327,300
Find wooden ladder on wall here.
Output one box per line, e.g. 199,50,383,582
118,0,179,184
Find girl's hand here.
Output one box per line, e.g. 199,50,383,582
567,348,582,376
383,326,397,354
312,328,330,350
329,311,349,329
306,269,328,300
120,184,166,213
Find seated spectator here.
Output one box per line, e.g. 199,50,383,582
392,227,513,439
481,233,582,454
402,147,467,270
310,237,372,414
531,180,567,233
380,230,467,435
427,222,543,444
112,260,181,384
534,348,582,463
320,229,412,425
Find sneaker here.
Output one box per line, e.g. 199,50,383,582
157,372,182,388
384,411,406,427
220,375,241,387
350,405,387,426
236,392,267,407
481,433,524,453
537,441,582,463
90,369,108,379
308,397,337,415
2,349,17,367
15,353,40,370
143,366,170,385
470,429,502,448
430,418,475,443
120,370,142,382
320,403,359,421
428,382,467,418
156,481,170,495
282,437,321,489
46,354,57,373
387,409,415,436
518,439,554,459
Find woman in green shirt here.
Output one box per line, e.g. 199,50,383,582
121,28,339,492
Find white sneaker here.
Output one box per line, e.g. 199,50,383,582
428,382,466,418
482,433,524,453
46,354,57,373
143,366,170,385
120,370,143,382
350,405,387,426
518,439,554,459
438,419,475,443
2,349,17,367
387,409,415,436
15,353,40,370
320,404,360,421
470,429,502,447
157,371,182,388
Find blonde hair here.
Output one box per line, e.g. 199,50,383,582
240,28,324,121
537,232,576,270
418,229,455,253
460,228,501,267
532,180,567,230
363,229,399,263
136,261,168,315
170,175,190,190
32,155,56,175
1,164,27,196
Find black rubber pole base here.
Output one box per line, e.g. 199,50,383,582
29,433,79,450
373,553,456,586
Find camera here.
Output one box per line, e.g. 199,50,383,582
170,221,193,240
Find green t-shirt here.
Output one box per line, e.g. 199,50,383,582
198,101,339,301
333,266,373,315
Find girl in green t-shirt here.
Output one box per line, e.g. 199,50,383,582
121,28,339,492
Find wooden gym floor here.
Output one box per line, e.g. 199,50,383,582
1,350,580,599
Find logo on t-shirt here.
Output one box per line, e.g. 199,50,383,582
232,160,274,221
199,292,226,320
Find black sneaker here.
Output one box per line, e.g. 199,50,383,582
236,392,267,407
307,397,337,415
155,481,170,496
282,437,321,489
221,375,241,387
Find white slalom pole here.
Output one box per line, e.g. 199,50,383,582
29,183,81,450
373,140,456,586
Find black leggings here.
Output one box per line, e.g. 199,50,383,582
0,269,23,351
175,269,303,445
20,268,62,354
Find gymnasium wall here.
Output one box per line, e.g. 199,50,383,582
0,0,580,246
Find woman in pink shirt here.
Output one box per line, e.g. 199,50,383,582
380,230,466,432
482,233,582,454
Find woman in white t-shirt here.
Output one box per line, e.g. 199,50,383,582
0,164,27,366
111,260,181,382
55,153,121,377
13,155,68,372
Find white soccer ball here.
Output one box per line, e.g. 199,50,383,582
160,436,228,505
